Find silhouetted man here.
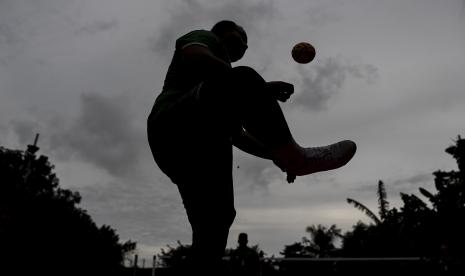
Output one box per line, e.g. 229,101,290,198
230,233,261,276
147,20,356,275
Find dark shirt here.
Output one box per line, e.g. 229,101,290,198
150,29,230,121
230,246,261,276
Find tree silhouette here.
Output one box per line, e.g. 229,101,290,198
0,143,135,276
344,180,407,256
281,224,342,258
280,241,310,258
303,224,342,258
342,136,465,263
414,136,465,259
341,221,376,257
377,180,390,221
157,240,192,268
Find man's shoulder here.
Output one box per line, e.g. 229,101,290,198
181,29,216,39
175,29,220,50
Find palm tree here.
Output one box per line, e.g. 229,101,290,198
347,180,389,225
303,224,342,257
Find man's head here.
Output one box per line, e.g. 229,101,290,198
211,20,248,62
238,232,249,247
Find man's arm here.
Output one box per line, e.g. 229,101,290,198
181,44,231,78
232,129,272,160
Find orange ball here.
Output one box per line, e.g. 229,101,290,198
291,42,316,64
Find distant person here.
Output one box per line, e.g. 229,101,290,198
147,20,356,275
230,233,261,276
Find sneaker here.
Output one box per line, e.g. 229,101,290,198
273,140,357,176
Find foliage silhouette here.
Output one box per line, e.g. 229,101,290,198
157,240,192,268
0,144,135,276
342,135,465,270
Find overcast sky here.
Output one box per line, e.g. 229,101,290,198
2,0,465,261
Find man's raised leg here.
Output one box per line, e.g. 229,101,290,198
199,66,357,177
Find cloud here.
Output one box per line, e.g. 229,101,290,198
0,0,78,64
10,120,38,146
302,1,343,28
292,56,378,111
352,173,434,201
48,92,146,178
0,19,18,46
0,0,31,46
78,178,190,253
0,1,26,64
0,0,121,65
150,0,277,56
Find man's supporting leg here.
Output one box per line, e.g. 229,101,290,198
148,84,236,275
175,170,236,275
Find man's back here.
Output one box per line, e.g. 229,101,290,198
150,29,230,120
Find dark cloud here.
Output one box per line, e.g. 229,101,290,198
462,0,465,19
292,57,378,111
150,0,276,55
48,92,145,178
75,19,119,36
391,173,433,187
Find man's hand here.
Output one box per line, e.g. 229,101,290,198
266,81,294,102
286,172,296,183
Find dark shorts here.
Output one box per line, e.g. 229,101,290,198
147,82,234,184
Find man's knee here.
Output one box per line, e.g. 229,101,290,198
200,205,236,229
232,65,255,74
231,66,265,84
